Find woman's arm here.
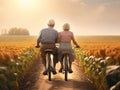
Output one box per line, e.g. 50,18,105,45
71,33,79,47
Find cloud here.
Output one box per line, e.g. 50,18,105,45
80,2,87,6
69,0,86,7
70,0,81,2
93,5,106,17
81,5,107,23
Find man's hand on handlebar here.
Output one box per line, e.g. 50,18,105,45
76,45,80,48
35,45,40,48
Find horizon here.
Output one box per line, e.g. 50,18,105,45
0,34,120,36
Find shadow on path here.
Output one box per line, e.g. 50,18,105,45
45,79,96,90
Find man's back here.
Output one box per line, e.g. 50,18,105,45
38,27,58,44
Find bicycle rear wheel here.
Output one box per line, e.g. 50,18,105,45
63,55,68,81
46,53,52,81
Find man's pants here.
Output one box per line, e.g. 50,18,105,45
40,44,58,68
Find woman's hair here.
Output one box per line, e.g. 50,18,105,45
63,23,70,31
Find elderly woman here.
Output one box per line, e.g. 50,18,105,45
57,23,80,73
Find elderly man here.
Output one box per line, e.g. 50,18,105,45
36,19,58,75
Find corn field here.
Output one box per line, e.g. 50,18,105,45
79,42,120,64
0,36,120,90
0,42,36,65
0,36,37,90
75,41,120,90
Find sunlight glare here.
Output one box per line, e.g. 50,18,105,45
17,0,39,9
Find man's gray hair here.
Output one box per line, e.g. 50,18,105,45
48,19,55,26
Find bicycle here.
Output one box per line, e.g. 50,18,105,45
35,46,55,81
60,46,80,81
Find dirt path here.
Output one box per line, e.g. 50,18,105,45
20,55,96,90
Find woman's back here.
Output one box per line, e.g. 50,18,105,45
59,31,73,43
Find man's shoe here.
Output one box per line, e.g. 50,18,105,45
59,68,63,73
68,68,73,73
43,69,47,75
52,68,57,75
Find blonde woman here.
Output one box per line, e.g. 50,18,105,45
57,23,80,73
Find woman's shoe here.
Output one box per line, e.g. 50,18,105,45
43,69,47,75
59,67,63,73
68,68,73,73
52,68,57,75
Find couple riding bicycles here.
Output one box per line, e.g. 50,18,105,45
36,19,80,76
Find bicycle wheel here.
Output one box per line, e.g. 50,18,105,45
46,53,52,81
63,55,68,81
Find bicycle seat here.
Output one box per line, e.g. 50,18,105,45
45,49,55,54
61,50,71,55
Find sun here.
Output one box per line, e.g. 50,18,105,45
17,0,38,9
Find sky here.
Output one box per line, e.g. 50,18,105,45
0,0,120,35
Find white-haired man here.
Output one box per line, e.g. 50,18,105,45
36,19,58,75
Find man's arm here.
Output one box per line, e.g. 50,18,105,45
57,32,61,43
36,31,42,46
37,40,40,46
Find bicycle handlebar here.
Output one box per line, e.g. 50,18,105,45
35,44,80,49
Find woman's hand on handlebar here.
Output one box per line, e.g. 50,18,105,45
35,45,40,48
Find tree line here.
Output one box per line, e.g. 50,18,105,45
0,27,30,35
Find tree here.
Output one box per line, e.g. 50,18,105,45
8,27,30,35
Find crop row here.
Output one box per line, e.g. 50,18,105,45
79,42,120,64
0,42,35,65
0,42,37,90
0,48,38,90
75,47,120,90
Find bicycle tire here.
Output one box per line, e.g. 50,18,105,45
64,55,68,81
47,53,52,81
